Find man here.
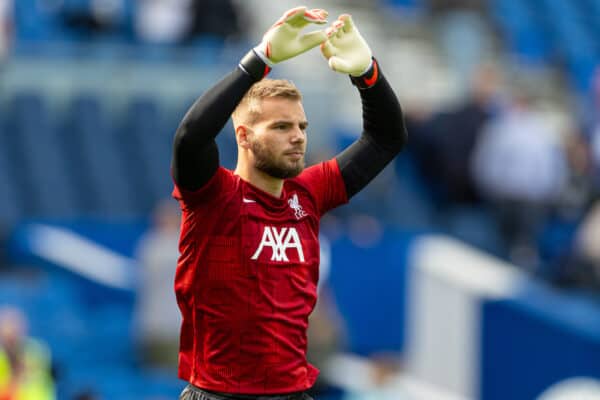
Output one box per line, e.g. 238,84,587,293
134,199,181,369
172,6,407,399
0,307,55,400
0,0,11,78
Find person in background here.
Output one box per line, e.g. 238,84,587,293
134,0,192,45
470,84,568,269
0,0,12,76
427,0,492,92
187,0,242,41
410,62,502,208
0,307,55,400
60,0,126,38
134,199,181,370
553,178,600,289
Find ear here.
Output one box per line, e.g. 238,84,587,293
235,125,252,149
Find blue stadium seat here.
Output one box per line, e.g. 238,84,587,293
121,96,173,211
385,0,421,8
215,122,238,170
380,0,423,17
14,0,67,42
491,0,600,93
132,43,177,63
61,0,91,14
0,154,21,226
490,0,550,64
61,93,139,217
188,35,225,65
566,54,597,93
588,0,600,25
0,275,39,310
390,152,435,228
443,206,506,258
7,92,80,218
0,124,23,226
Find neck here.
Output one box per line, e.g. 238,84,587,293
234,164,284,198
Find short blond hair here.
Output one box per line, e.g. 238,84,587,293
232,79,302,126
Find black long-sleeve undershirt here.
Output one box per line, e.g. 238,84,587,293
336,61,408,196
171,67,257,190
171,52,407,197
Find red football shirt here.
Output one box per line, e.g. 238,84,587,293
172,158,348,394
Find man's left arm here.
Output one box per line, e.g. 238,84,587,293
322,15,408,198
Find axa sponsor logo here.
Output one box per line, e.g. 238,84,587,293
251,226,305,262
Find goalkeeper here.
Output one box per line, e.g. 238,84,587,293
172,6,407,400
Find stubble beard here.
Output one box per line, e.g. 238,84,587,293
251,140,305,179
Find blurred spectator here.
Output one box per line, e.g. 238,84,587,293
589,67,600,193
134,0,242,45
554,198,600,289
0,0,12,63
187,0,242,41
427,0,492,92
134,199,181,370
539,128,595,275
560,129,595,216
409,63,502,208
61,0,126,38
471,86,568,268
0,307,55,400
134,0,192,44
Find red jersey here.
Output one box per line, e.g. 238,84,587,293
172,158,347,394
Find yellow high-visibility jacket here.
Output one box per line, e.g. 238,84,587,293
0,339,55,400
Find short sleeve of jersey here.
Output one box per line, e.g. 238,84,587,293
296,158,348,216
172,167,236,209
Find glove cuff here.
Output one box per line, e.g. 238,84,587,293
350,58,379,89
239,49,272,81
252,45,275,68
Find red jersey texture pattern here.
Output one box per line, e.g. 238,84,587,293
172,158,348,394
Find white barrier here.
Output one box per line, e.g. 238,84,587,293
404,235,526,399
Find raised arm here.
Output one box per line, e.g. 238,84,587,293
172,6,329,191
336,60,407,197
172,64,260,191
321,15,407,198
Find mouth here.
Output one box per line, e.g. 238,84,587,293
285,151,305,160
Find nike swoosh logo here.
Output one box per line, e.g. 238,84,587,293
243,198,256,203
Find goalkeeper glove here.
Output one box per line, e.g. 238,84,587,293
255,6,329,65
320,14,373,77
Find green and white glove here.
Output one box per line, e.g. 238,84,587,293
320,14,373,76
255,6,329,66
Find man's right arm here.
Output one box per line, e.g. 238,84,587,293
171,51,268,191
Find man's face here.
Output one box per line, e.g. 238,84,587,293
247,97,308,179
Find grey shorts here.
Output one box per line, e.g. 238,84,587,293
179,384,314,400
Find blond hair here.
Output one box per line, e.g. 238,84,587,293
232,79,302,126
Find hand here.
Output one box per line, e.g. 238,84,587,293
255,6,328,65
320,14,373,76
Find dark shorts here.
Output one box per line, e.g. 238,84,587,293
179,384,314,400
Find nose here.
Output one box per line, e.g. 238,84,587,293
291,126,305,143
